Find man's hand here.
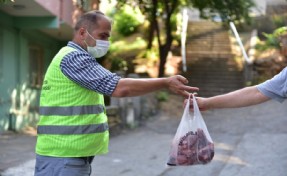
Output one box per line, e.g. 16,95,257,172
167,75,199,97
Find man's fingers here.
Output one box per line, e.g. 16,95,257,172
180,90,190,98
180,85,199,92
172,86,199,97
176,75,189,84
168,75,199,97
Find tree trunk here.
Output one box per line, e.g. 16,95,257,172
147,0,158,49
147,18,155,49
158,35,173,77
158,45,169,77
157,9,173,77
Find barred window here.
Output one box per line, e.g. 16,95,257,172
29,45,44,88
0,29,3,80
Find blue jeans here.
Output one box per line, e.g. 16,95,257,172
34,154,94,176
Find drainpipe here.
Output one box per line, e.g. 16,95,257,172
181,8,188,72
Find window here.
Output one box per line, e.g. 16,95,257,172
29,45,44,88
0,29,3,80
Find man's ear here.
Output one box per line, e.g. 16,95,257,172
78,27,86,40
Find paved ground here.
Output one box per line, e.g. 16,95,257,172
1,99,287,176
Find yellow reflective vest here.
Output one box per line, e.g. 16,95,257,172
36,46,109,157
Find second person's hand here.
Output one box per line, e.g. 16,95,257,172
184,96,209,111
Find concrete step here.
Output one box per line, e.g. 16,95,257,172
187,65,241,71
186,21,231,57
187,79,244,97
186,52,234,59
187,47,231,51
187,45,231,48
189,80,244,87
183,21,242,96
189,82,244,89
183,58,243,96
188,75,243,80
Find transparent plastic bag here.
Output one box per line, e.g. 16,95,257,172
167,94,214,166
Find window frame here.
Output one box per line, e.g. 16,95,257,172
28,44,44,88
0,29,3,80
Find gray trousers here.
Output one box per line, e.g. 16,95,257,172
34,154,94,176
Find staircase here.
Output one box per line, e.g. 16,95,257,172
183,21,244,97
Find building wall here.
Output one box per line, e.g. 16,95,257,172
36,0,75,27
0,12,66,133
0,27,17,132
35,0,60,17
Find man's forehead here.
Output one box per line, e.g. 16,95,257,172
97,17,111,28
93,24,111,36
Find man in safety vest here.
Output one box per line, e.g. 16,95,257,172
34,10,198,176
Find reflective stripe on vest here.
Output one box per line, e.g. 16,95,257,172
37,123,109,135
39,105,104,116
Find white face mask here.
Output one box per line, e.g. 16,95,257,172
85,30,110,58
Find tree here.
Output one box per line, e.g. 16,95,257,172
0,0,14,4
116,0,255,77
72,0,100,25
117,0,187,77
190,0,255,25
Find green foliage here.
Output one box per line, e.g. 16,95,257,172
137,48,159,61
109,37,146,54
0,0,13,4
135,48,159,67
273,26,287,38
171,13,179,34
256,26,287,51
272,15,286,28
109,57,128,72
156,91,169,102
190,0,255,25
112,5,144,36
104,37,146,72
261,33,280,50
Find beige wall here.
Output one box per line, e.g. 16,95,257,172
36,0,74,27
36,0,60,16
62,0,75,27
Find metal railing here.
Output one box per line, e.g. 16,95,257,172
181,8,189,72
229,22,252,64
229,22,258,84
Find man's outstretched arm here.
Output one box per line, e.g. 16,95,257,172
112,75,199,98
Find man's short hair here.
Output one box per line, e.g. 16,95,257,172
74,10,109,32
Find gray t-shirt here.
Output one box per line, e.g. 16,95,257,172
256,67,287,103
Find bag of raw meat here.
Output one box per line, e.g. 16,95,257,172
167,94,214,166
